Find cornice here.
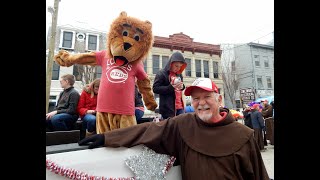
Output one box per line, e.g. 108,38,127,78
154,32,221,57
54,26,222,56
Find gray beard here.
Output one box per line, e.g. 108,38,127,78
198,113,213,122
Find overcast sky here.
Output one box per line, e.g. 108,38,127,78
46,0,274,45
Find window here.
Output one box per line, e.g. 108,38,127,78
49,95,57,100
52,61,60,80
203,61,209,78
152,55,160,74
161,56,169,69
231,61,235,72
48,95,57,112
236,100,241,108
185,58,191,77
266,76,272,88
62,31,73,48
95,66,102,78
143,59,148,72
73,64,83,81
213,61,219,79
59,30,75,49
195,59,201,77
263,56,269,68
86,34,99,51
255,58,260,67
257,76,263,89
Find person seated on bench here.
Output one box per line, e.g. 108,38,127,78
46,74,80,131
77,78,100,137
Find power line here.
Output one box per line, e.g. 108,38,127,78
220,31,274,51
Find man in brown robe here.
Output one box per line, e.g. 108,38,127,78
79,78,270,180
261,99,274,145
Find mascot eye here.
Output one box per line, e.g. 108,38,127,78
134,34,140,41
122,30,129,36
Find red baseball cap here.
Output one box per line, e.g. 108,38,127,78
184,78,219,96
252,104,260,109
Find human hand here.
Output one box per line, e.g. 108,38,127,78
172,82,183,90
46,111,57,120
177,82,184,90
78,134,105,149
87,110,96,114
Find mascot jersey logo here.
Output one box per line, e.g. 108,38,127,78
106,67,127,83
106,58,132,83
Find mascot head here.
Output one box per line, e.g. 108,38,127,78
107,11,153,66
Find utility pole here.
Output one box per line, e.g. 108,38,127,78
46,0,60,114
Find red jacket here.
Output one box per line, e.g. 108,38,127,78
77,90,97,118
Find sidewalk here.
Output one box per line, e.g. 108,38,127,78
237,119,274,179
261,143,274,179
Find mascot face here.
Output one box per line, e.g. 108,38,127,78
107,12,153,66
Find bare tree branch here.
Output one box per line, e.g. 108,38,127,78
76,65,97,89
221,44,240,108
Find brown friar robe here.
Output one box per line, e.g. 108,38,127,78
261,104,274,145
104,108,270,180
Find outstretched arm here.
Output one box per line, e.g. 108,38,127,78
79,119,180,157
54,50,97,67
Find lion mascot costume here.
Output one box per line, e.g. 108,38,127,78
54,11,158,134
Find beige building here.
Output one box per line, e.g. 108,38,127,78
46,26,224,114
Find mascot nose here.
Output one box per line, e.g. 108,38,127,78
124,42,132,51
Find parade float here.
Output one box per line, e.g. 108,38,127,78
46,145,182,180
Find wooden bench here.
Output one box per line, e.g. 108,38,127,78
138,117,153,124
74,119,86,140
46,143,88,155
46,130,81,146
46,116,153,147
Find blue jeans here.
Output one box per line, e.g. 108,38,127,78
48,113,79,131
176,109,185,116
82,114,97,133
135,109,144,124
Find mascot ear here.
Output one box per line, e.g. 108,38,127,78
120,11,127,17
145,20,152,28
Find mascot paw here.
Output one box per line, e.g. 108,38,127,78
54,50,73,67
146,101,158,111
